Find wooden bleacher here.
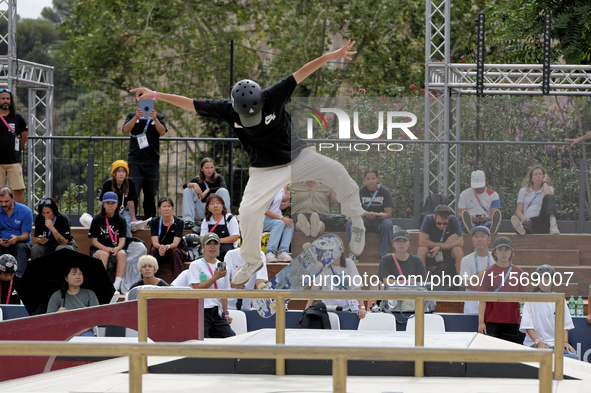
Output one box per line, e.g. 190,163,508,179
69,227,591,312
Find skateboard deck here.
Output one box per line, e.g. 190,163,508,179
253,233,343,318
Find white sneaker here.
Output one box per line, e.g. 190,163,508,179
297,214,311,237
231,260,264,286
265,252,277,262
349,225,366,256
550,223,560,234
277,252,292,262
511,215,526,235
310,213,321,237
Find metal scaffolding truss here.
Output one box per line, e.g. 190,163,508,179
0,0,54,207
424,0,591,209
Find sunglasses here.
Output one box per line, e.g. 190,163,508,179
435,221,449,226
38,199,53,206
0,89,11,93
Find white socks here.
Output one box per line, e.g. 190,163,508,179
114,277,123,291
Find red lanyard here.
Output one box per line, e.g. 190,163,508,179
105,217,118,246
392,255,407,285
205,262,218,289
209,216,224,233
472,188,489,215
0,116,14,134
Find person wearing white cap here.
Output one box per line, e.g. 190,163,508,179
458,170,501,234
459,226,494,314
131,40,366,286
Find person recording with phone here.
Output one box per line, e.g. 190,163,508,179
0,186,32,277
31,197,77,259
122,100,167,220
188,232,236,338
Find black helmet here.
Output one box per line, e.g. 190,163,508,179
0,254,17,274
534,264,555,277
184,233,200,248
231,79,263,127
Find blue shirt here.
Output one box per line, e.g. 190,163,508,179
0,201,33,243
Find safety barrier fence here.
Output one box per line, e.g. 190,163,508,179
0,289,565,393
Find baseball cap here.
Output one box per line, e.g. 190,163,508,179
392,229,410,241
102,191,119,203
471,170,486,188
202,232,221,244
493,236,512,249
470,225,490,236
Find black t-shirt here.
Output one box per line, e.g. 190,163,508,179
88,214,128,249
419,214,463,242
0,275,20,304
0,113,27,164
34,214,73,246
377,254,427,281
359,185,394,213
123,112,167,162
100,179,138,211
149,215,184,245
192,75,308,167
182,175,227,193
129,278,169,290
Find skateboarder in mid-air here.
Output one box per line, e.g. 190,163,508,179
132,40,366,285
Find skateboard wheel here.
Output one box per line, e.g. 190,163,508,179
302,242,311,250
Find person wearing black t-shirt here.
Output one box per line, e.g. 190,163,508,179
378,230,427,286
181,157,231,228
0,254,20,305
122,105,168,219
0,89,28,204
149,197,187,279
31,198,77,259
89,192,128,291
346,169,394,259
131,40,366,285
129,255,170,290
100,160,138,234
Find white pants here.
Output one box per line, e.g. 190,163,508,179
239,147,364,264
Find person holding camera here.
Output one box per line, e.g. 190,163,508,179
122,103,168,220
188,232,236,338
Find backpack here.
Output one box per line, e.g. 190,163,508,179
419,193,450,224
298,302,332,329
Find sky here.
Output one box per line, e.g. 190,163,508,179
11,0,53,20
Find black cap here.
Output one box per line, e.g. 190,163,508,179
392,229,410,241
470,225,491,236
493,236,512,249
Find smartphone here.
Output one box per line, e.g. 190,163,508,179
217,261,226,270
138,98,154,120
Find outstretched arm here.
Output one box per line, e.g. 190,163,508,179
293,40,357,84
130,88,196,112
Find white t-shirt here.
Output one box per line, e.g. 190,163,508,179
520,300,574,347
268,187,285,215
459,251,494,314
225,249,269,310
517,186,554,219
171,269,191,287
315,258,361,311
188,258,231,309
200,213,240,248
458,187,500,216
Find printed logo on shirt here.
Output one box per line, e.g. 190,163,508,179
13,219,21,225
264,113,276,125
233,122,243,128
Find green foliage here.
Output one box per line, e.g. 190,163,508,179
60,182,87,214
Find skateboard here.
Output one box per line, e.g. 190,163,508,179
253,233,344,318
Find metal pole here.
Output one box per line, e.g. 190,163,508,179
414,296,425,377
228,40,235,209
275,294,286,376
138,293,149,374
553,297,564,380
333,355,347,393
87,154,95,215
578,158,586,232
413,157,421,226
129,353,143,393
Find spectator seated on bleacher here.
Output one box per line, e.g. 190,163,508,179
262,185,293,262
99,160,138,235
0,186,32,278
129,255,169,291
511,164,560,235
305,253,367,319
417,204,464,290
148,196,187,280
182,157,231,230
0,254,20,304
459,226,494,314
31,197,77,259
458,170,501,234
199,193,239,262
345,169,394,261
291,181,346,237
225,248,268,311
